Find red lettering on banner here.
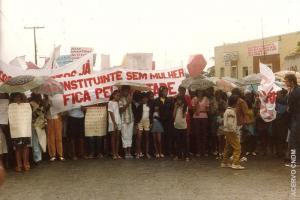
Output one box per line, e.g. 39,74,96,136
178,68,185,78
261,90,277,104
146,82,176,96
52,70,77,79
116,71,122,81
149,69,184,80
0,71,11,82
126,72,147,80
167,82,176,95
63,90,91,105
79,60,91,75
95,86,113,99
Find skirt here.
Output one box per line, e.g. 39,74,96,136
151,119,164,133
11,137,31,147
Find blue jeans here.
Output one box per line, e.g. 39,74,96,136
32,129,42,162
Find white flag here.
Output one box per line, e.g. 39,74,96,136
43,45,61,69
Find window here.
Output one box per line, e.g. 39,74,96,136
243,66,248,77
220,68,225,77
231,67,237,78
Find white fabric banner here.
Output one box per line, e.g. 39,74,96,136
85,106,107,137
43,45,61,69
258,63,281,122
50,67,185,114
71,47,93,60
0,99,9,125
8,103,32,138
121,53,153,70
0,53,94,84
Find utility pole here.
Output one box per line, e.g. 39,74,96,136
261,18,265,60
24,26,45,65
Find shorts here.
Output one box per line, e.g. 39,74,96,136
137,119,150,131
108,123,121,132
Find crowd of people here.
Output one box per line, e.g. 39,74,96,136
0,74,299,175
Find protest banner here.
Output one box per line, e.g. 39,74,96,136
85,106,107,137
8,103,32,138
248,42,279,57
0,53,94,84
0,99,9,125
71,47,93,60
43,45,61,69
50,67,185,114
121,53,153,70
258,63,281,122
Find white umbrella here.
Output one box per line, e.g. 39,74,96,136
275,70,300,83
241,73,262,85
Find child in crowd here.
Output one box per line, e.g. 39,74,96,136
108,90,122,160
245,92,257,156
221,95,245,170
152,106,164,158
134,93,151,159
173,96,190,161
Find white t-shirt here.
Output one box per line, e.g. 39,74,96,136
108,101,121,125
174,107,187,129
142,104,150,120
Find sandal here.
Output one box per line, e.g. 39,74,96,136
146,154,151,159
96,154,104,159
112,155,118,160
160,154,164,158
15,166,22,172
24,164,30,171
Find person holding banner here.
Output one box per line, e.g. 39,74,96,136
84,103,107,159
108,90,122,160
44,95,64,162
284,74,300,165
8,93,32,172
30,93,47,164
119,86,134,159
0,93,10,169
67,108,85,160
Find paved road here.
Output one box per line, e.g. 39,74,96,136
0,156,297,200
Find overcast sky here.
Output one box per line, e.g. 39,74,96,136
1,0,300,69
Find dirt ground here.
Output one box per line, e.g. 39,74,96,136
0,155,297,200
